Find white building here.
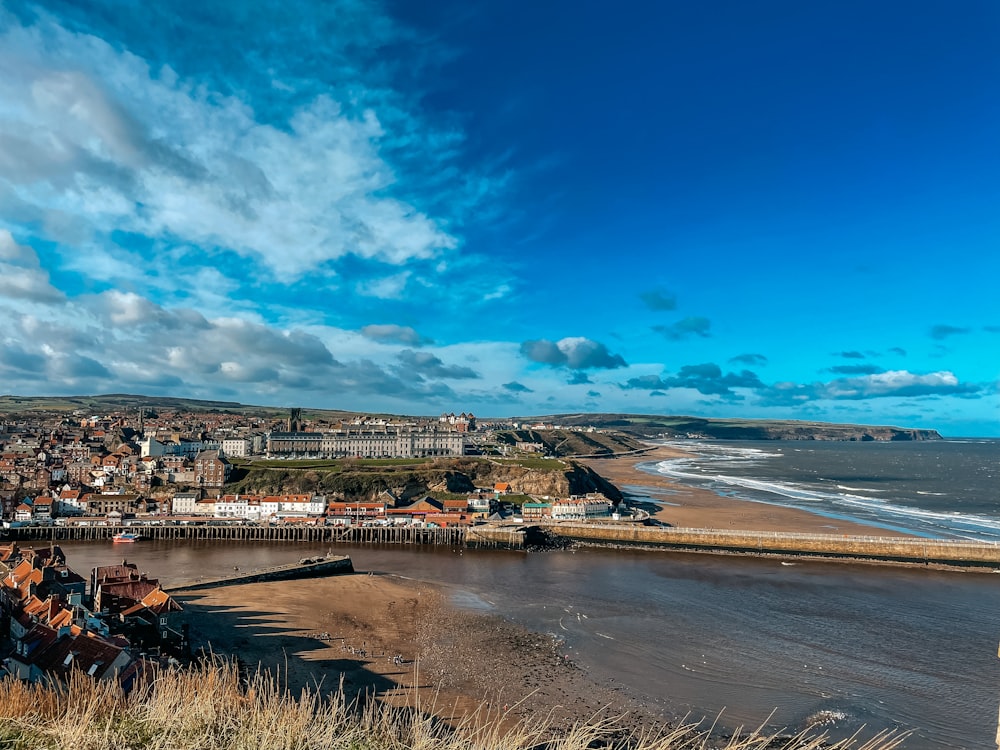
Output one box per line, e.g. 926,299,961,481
138,437,165,458
221,438,250,458
550,496,613,520
192,498,216,516
140,437,219,459
267,428,465,459
271,494,326,518
171,492,199,515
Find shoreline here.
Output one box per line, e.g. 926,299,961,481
579,444,915,537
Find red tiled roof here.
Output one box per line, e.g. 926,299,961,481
121,588,182,617
98,579,159,604
92,563,139,583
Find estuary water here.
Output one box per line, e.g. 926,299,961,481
58,538,1000,749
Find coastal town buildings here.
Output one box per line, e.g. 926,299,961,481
221,438,250,457
193,449,231,488
0,545,184,687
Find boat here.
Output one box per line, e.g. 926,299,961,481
112,531,139,543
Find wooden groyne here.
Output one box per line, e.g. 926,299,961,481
164,555,354,593
4,523,521,548
545,522,1000,567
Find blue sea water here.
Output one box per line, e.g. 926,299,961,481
647,439,1000,541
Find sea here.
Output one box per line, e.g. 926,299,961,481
643,438,1000,541
52,439,1000,750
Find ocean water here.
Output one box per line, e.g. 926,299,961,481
646,439,1000,541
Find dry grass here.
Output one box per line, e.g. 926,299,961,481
0,660,909,750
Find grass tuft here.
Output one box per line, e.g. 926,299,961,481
0,659,909,750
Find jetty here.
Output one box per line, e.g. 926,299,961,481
164,554,354,593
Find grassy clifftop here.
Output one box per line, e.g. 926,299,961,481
494,429,646,456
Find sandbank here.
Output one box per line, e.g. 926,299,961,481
580,444,912,537
175,573,663,732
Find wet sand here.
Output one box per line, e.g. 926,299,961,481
580,445,909,537
175,573,661,731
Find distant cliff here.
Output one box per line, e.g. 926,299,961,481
533,414,943,442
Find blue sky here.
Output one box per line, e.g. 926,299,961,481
0,0,998,435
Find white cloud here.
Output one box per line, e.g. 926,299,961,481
827,370,959,398
0,12,460,282
0,230,64,303
357,271,411,299
758,369,979,405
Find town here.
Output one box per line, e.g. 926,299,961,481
0,404,629,533
0,543,185,686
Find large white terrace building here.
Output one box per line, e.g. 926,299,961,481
267,428,465,459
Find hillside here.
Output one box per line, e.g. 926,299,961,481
0,393,356,421
0,394,941,441
224,456,622,502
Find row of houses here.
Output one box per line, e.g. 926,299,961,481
164,488,615,526
0,544,184,687
11,490,150,524
168,491,494,526
9,482,618,529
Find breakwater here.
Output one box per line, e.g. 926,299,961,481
545,522,1000,566
164,554,354,592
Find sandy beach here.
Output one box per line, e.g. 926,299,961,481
175,573,663,733
580,444,908,537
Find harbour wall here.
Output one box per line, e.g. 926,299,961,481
544,523,1000,566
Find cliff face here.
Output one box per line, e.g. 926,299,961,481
437,462,620,500
226,458,621,502
679,423,943,441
